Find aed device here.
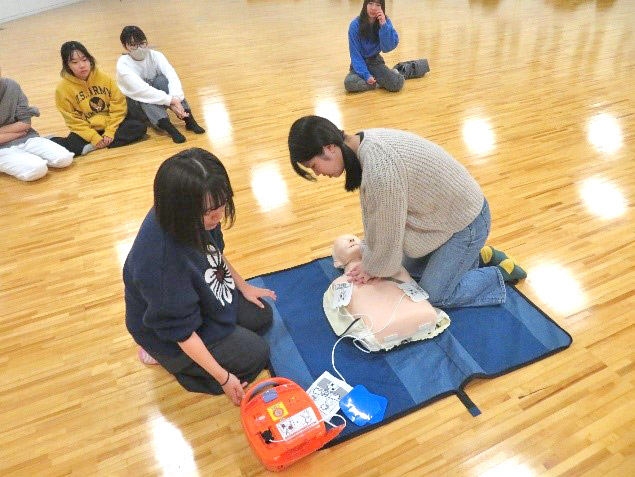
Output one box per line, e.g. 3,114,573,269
240,377,344,472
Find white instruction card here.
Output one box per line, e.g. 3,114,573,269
398,280,429,302
332,282,353,308
306,371,353,420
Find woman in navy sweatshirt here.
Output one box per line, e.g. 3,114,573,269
344,0,404,93
124,148,276,406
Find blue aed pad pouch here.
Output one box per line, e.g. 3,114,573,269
339,385,382,426
367,391,388,425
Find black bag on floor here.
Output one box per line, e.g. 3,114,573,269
394,59,430,79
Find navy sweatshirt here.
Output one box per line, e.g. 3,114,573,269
124,208,238,360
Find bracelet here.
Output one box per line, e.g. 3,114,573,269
220,370,230,386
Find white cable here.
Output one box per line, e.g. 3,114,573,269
332,292,408,383
331,334,356,383
369,292,407,335
325,413,347,429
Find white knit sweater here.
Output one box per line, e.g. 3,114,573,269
358,128,484,277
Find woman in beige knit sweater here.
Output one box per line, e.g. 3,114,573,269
287,115,526,308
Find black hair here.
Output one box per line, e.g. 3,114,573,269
288,115,362,192
120,25,147,47
59,41,96,77
154,148,235,253
359,0,386,40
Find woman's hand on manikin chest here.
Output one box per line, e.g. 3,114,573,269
346,261,375,285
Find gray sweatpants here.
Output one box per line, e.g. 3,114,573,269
160,293,272,395
344,54,405,93
126,74,191,127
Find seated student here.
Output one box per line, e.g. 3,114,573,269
116,25,205,144
50,41,147,156
324,234,449,351
0,68,73,181
124,148,276,406
344,0,429,93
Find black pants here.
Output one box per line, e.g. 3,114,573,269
50,117,147,156
168,294,273,395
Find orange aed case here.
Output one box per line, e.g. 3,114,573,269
240,377,344,472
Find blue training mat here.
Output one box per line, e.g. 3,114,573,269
249,257,572,446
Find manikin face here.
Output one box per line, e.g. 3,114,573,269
68,51,91,81
366,1,382,20
203,203,225,230
302,144,345,178
332,234,362,268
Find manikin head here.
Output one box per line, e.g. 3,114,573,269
332,234,362,269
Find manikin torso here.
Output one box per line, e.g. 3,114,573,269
329,235,439,346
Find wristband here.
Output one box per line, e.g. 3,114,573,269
220,370,230,386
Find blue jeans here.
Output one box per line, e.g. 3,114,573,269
402,199,506,308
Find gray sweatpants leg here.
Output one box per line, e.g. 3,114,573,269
163,294,273,395
344,54,404,93
126,74,191,128
367,54,404,92
344,68,375,92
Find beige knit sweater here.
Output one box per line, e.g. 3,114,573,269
358,128,484,277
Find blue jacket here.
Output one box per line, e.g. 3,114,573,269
348,16,399,81
124,208,238,361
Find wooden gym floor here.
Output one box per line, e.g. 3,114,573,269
0,0,633,475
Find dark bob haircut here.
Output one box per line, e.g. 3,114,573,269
288,115,362,192
120,25,147,47
60,41,96,77
359,0,386,40
154,148,235,253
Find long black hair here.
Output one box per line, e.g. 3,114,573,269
59,41,96,77
288,115,362,192
359,0,386,40
154,148,235,253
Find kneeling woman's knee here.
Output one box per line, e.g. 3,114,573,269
257,301,274,334
418,280,447,307
245,334,270,377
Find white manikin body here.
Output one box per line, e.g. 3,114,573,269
323,235,450,352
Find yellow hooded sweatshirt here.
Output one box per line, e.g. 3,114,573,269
55,68,127,146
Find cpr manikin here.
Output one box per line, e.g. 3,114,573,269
323,235,450,352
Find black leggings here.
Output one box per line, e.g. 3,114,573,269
51,117,147,156
167,294,273,395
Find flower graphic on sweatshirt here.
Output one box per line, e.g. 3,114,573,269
204,248,235,306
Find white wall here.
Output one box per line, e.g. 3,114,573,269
0,0,85,24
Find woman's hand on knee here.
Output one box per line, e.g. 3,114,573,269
367,76,377,85
222,373,248,406
240,283,277,309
